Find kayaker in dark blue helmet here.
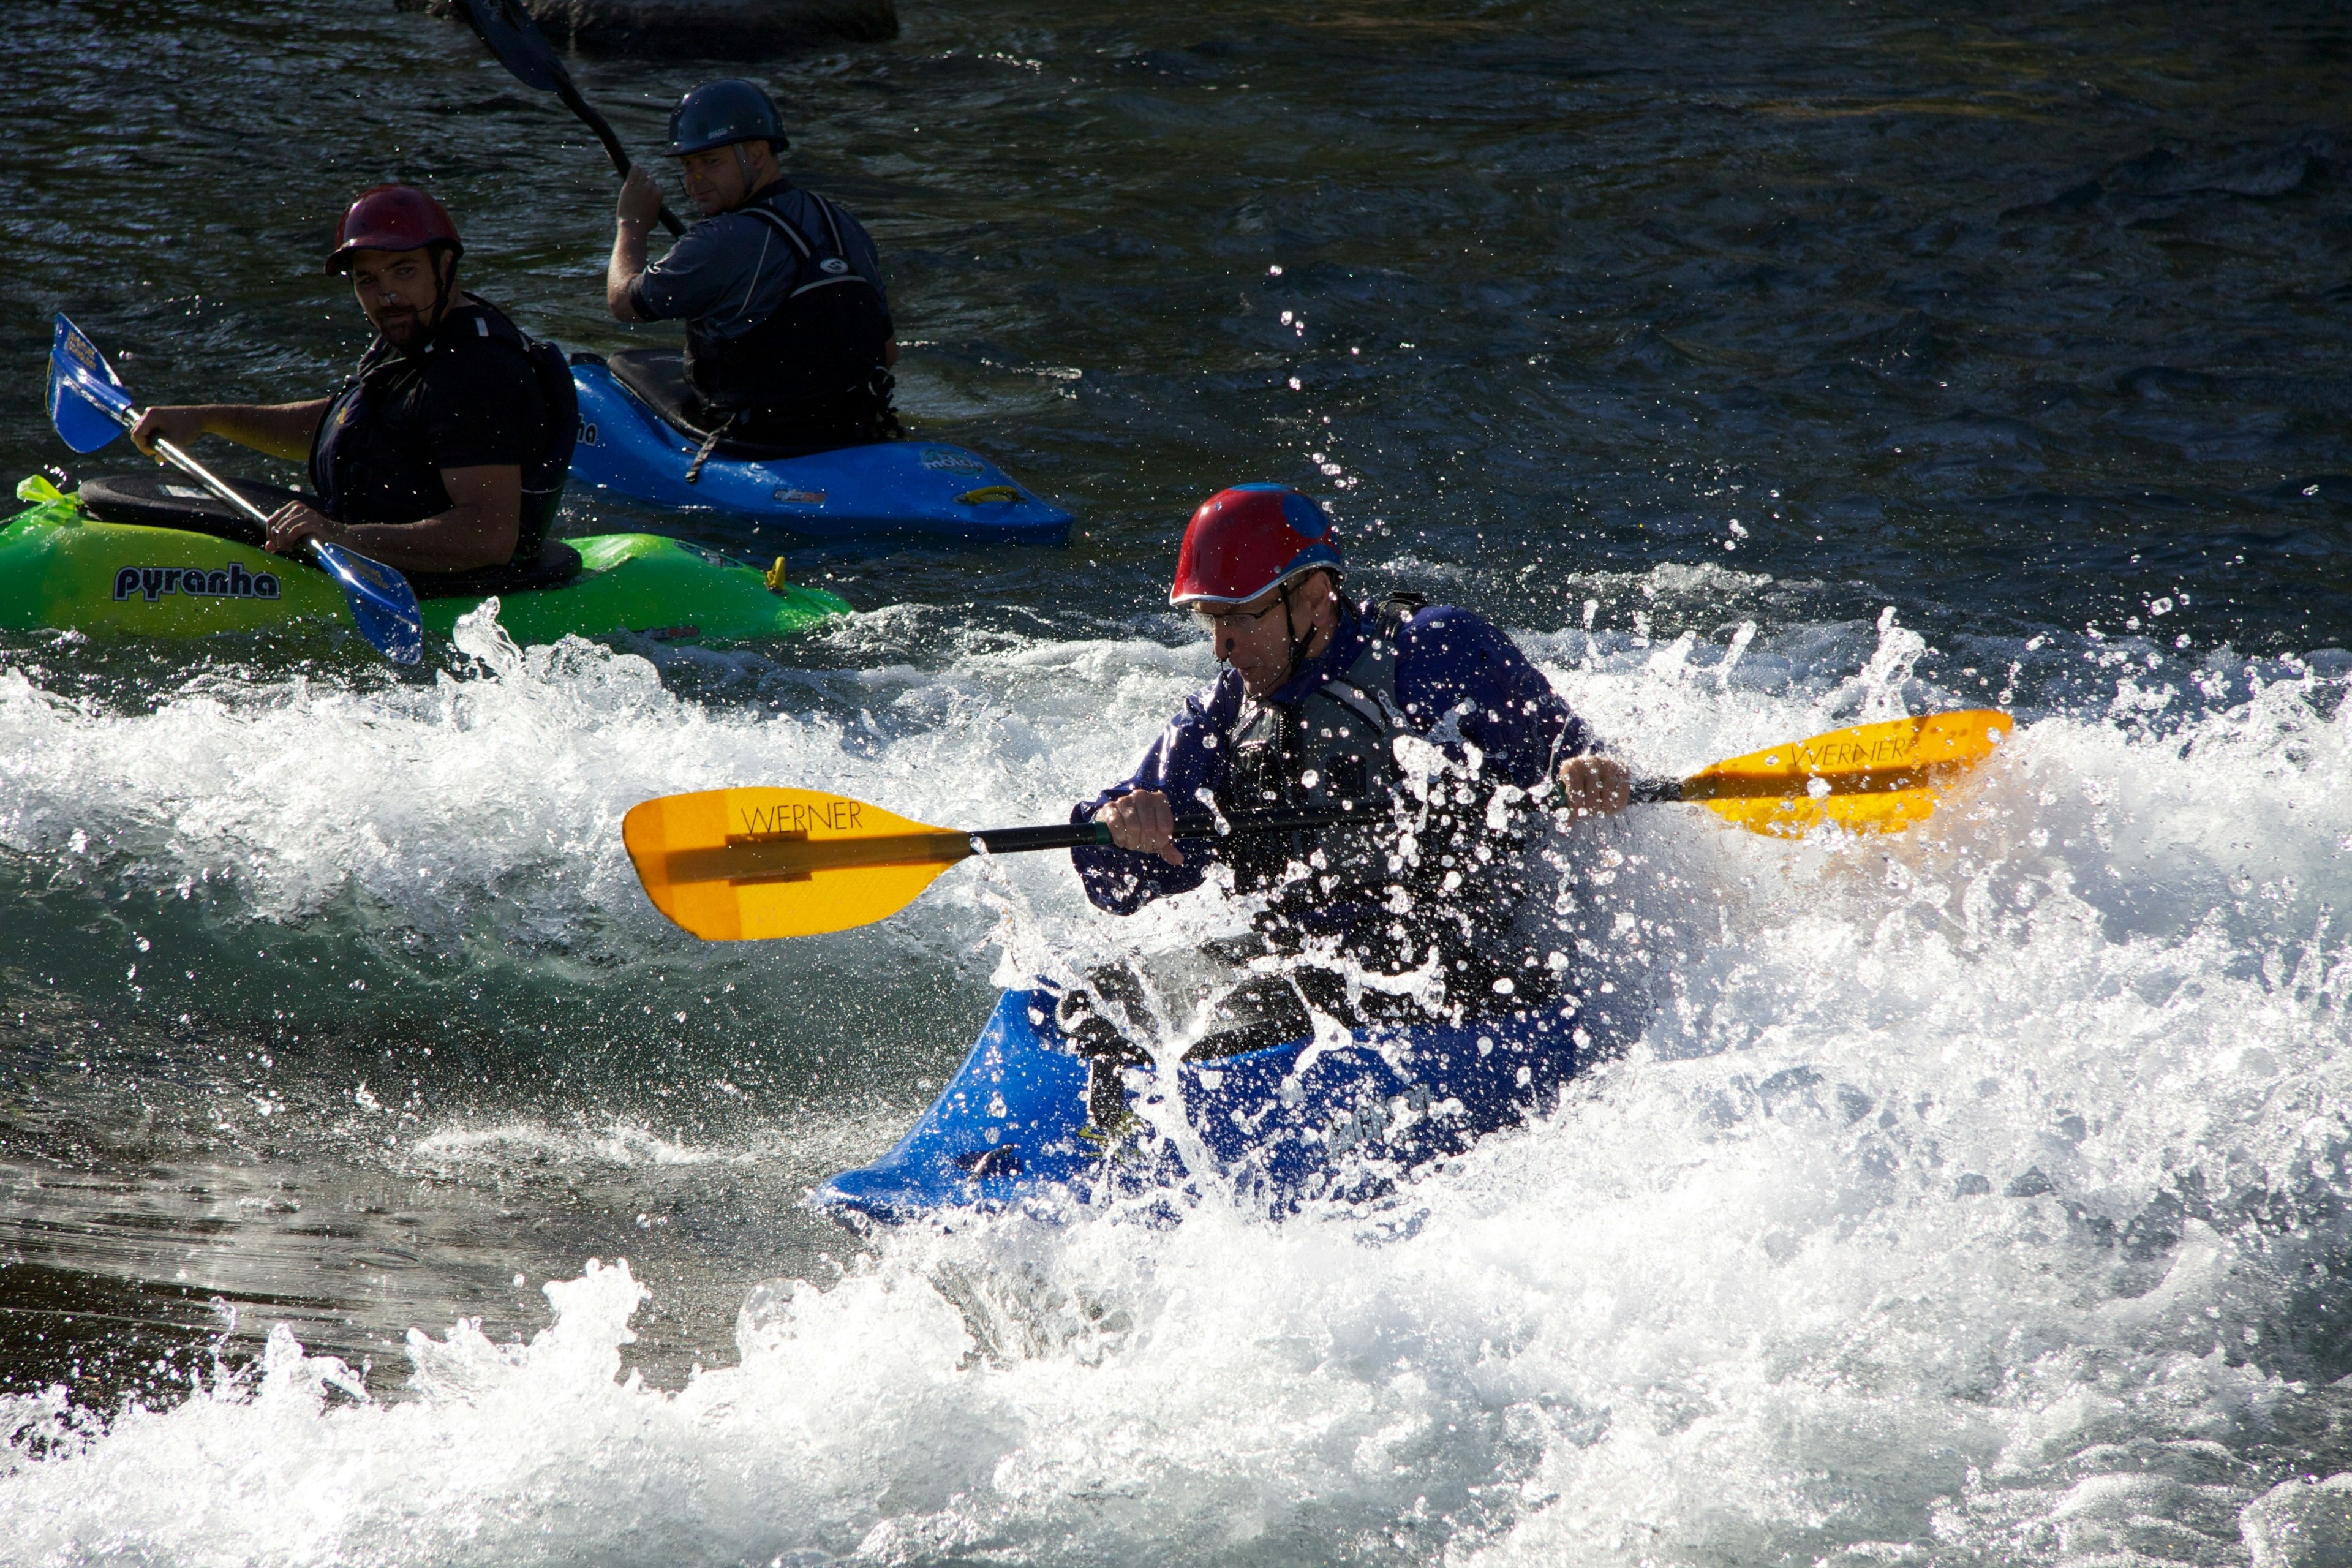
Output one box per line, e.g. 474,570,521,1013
132,185,578,582
1062,486,1630,1128
604,78,899,454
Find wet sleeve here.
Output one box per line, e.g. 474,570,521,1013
628,217,760,323
1393,607,1591,790
1068,680,1241,915
420,339,541,470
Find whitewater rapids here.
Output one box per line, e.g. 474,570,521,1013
2,594,2348,1565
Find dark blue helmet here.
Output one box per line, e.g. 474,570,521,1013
665,80,788,157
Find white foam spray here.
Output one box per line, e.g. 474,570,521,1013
2,601,2349,1565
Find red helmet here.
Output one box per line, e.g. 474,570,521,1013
326,185,462,274
1169,485,1343,608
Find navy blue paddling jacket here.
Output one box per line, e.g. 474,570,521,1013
1072,598,1595,921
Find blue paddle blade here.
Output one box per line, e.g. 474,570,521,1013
48,314,134,453
311,541,425,665
449,0,569,92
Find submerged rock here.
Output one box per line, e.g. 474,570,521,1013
2003,133,2336,220
401,0,897,56
2242,1475,2352,1568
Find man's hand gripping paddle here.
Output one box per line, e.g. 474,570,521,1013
446,0,685,236
46,314,425,664
624,709,2015,941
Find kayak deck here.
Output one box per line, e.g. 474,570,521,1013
816,986,1581,1224
0,481,852,647
569,360,1074,546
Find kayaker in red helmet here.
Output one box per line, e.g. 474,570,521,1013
1062,484,1630,1129
130,184,577,583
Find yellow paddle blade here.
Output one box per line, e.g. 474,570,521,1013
1682,709,2013,838
622,787,973,940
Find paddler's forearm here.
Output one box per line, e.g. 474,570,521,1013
332,509,514,573
330,466,522,573
606,219,650,321
331,518,484,572
138,400,326,465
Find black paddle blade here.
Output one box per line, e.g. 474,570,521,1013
449,0,570,92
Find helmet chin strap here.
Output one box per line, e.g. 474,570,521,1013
1277,573,1325,688
428,248,458,331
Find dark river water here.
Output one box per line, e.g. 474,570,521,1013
4,2,2351,1563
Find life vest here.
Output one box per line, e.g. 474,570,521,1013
309,296,578,562
682,185,893,424
1216,594,1559,1002
1218,594,1431,906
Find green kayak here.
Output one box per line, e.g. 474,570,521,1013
0,475,851,647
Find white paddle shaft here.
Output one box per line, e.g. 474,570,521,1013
143,428,276,529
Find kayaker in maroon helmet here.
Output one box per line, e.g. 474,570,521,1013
1060,485,1631,1129
131,185,577,581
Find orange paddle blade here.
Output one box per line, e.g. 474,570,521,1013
1681,709,2013,837
622,788,973,940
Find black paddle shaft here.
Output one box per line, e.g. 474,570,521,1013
555,80,686,236
968,783,1681,857
451,0,686,235
969,807,1348,858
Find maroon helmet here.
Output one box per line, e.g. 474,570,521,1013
326,185,462,274
1169,485,1343,608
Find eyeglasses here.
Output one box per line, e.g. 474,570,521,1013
1191,597,1287,634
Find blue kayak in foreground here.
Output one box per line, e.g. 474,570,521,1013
816,987,1581,1224
568,353,1073,546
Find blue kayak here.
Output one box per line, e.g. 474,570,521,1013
816,986,1581,1224
568,351,1073,546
